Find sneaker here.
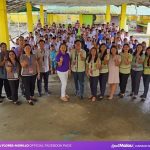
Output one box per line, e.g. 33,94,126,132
140,95,144,98
99,96,104,100
7,97,13,102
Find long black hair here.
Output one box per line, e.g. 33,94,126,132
145,47,150,66
110,45,118,55
7,50,20,66
88,47,98,63
99,43,107,61
133,44,143,56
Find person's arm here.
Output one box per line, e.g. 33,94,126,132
103,54,109,65
0,57,7,67
138,55,145,64
36,60,40,79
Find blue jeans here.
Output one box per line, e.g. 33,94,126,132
131,70,143,96
90,76,99,97
72,72,85,97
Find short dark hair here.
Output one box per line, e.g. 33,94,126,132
74,39,81,44
39,39,45,43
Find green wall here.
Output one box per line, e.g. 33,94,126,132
83,15,93,26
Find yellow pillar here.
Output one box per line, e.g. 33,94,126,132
105,5,111,23
26,2,33,32
120,3,127,30
47,14,53,25
79,14,83,27
40,4,44,27
0,0,9,48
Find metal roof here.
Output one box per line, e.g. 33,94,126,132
6,0,150,13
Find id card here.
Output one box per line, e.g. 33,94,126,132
14,73,18,79
29,67,33,74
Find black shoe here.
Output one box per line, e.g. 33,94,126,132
132,96,137,100
0,96,6,99
13,101,22,105
31,97,38,102
130,93,134,96
141,98,146,102
0,100,3,103
80,96,84,100
140,95,144,98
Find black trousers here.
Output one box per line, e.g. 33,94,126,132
143,74,150,98
37,71,49,94
89,76,99,97
119,73,130,94
99,73,108,96
22,75,37,100
8,80,19,102
0,78,11,98
131,70,143,95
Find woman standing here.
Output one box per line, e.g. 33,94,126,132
141,47,150,102
108,46,121,100
0,43,11,102
20,44,40,105
99,43,109,100
5,51,21,105
119,44,132,98
86,47,101,102
131,44,145,99
56,44,70,102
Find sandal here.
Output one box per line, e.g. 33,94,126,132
92,97,96,102
88,96,93,99
13,101,21,105
65,95,70,99
60,97,68,102
28,100,34,105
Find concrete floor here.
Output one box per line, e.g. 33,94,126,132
0,75,150,141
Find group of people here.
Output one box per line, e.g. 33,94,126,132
0,20,149,105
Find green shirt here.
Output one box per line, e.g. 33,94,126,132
86,57,101,77
71,49,86,72
144,56,150,75
99,53,109,74
131,54,145,71
119,52,132,74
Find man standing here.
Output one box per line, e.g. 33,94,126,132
36,40,51,97
70,40,86,99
